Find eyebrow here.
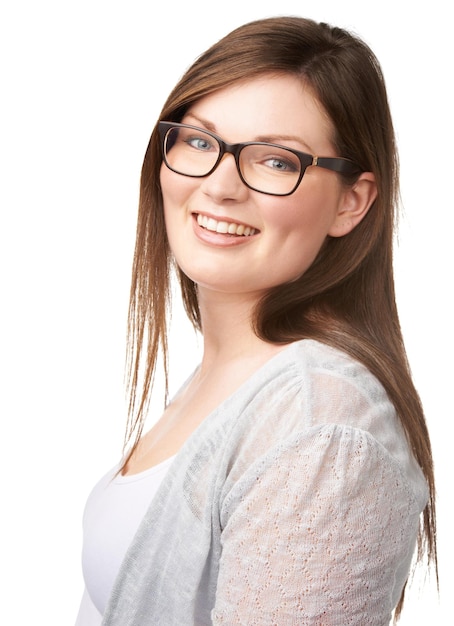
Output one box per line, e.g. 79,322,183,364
183,113,315,154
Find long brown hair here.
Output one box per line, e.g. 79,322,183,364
125,17,437,617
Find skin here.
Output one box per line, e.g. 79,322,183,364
124,74,376,474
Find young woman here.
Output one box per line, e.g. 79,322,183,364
76,16,437,625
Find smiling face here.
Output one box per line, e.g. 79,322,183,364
160,74,368,300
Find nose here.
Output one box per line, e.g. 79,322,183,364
199,153,249,202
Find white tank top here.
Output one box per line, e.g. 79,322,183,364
76,456,175,622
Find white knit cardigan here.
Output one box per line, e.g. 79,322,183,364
102,339,427,625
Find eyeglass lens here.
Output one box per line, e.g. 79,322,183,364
163,126,303,195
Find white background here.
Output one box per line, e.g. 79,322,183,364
0,1,451,624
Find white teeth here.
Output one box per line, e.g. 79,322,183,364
197,214,256,236
206,217,218,231
216,221,229,234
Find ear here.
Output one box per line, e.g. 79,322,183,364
328,172,377,237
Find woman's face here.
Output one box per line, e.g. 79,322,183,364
160,74,358,299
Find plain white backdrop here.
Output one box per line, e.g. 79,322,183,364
0,1,451,624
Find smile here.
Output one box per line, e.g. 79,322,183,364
196,214,257,236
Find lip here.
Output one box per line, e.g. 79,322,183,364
191,212,259,246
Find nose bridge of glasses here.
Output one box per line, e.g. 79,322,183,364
213,138,244,177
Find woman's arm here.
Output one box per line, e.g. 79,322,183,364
213,424,423,625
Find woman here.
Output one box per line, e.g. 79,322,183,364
76,16,437,625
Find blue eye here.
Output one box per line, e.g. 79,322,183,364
264,157,299,173
186,136,214,151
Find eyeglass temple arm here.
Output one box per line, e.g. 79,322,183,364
313,156,361,175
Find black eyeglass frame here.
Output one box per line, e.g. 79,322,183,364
158,121,362,197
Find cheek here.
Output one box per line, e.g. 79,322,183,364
160,164,179,207
281,176,344,235
160,167,198,265
268,197,334,241
265,185,343,277
160,164,198,215
161,169,186,233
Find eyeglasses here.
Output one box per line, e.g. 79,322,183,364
158,121,361,197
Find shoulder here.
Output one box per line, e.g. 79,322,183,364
253,338,385,400
286,338,384,394
291,339,393,424
247,338,392,430
232,339,421,479
219,340,427,513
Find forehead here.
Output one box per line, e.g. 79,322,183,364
184,74,335,152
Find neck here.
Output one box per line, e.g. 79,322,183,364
196,287,283,373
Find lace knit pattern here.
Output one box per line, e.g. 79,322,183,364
102,340,428,626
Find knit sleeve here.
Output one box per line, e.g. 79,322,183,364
213,425,421,626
